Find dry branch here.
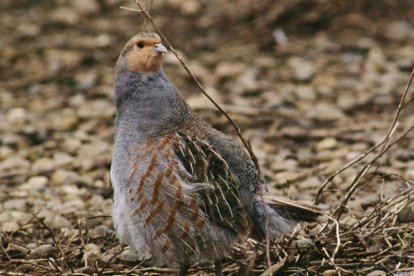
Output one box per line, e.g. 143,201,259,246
315,67,414,205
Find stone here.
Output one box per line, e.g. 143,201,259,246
322,270,338,276
95,34,112,48
215,62,246,78
83,243,102,266
186,87,222,110
0,156,30,173
294,85,316,100
306,103,344,121
180,0,201,15
50,7,79,25
33,244,56,256
10,211,32,223
235,68,258,93
367,270,386,276
119,249,140,262
75,71,98,90
53,109,79,131
51,169,82,186
0,213,10,222
274,171,299,184
0,146,13,159
4,199,26,210
26,243,37,250
386,21,410,41
1,221,19,232
37,210,56,225
6,108,28,125
71,0,100,15
316,138,338,151
90,225,110,238
58,199,86,215
53,152,74,166
270,159,298,172
398,202,414,223
52,215,72,229
299,177,321,189
360,194,380,209
294,238,313,249
20,176,48,191
288,57,315,82
31,158,55,173
337,94,357,110
77,99,114,119
100,253,117,263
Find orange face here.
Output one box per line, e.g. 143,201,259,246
123,32,167,74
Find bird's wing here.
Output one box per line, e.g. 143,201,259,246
172,131,250,234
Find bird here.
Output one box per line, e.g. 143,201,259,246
111,31,321,275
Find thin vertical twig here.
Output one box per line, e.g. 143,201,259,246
32,213,74,273
142,0,154,27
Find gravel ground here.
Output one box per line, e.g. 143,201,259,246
1,0,414,275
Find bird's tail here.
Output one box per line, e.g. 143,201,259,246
251,195,323,240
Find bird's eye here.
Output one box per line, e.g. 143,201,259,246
136,42,145,49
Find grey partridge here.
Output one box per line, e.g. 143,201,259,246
111,31,320,275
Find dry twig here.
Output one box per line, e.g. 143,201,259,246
314,67,414,205
32,213,75,273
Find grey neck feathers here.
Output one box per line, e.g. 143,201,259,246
113,69,191,143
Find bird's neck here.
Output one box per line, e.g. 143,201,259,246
113,70,191,144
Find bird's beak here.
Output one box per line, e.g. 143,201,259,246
154,43,168,54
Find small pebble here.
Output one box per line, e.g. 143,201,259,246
51,169,82,186
1,221,19,232
3,199,27,210
6,108,28,125
100,253,117,263
20,176,48,191
33,244,56,256
398,202,414,223
90,225,110,238
299,177,321,189
119,249,140,262
83,243,102,266
0,156,30,173
180,0,201,15
50,7,79,25
10,211,32,222
360,194,380,209
26,243,38,250
288,57,315,82
37,210,56,224
316,138,338,151
71,0,99,15
52,215,72,229
322,270,338,276
31,158,55,173
306,103,344,121
294,238,313,249
367,270,386,276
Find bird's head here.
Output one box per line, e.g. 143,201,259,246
117,31,168,74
